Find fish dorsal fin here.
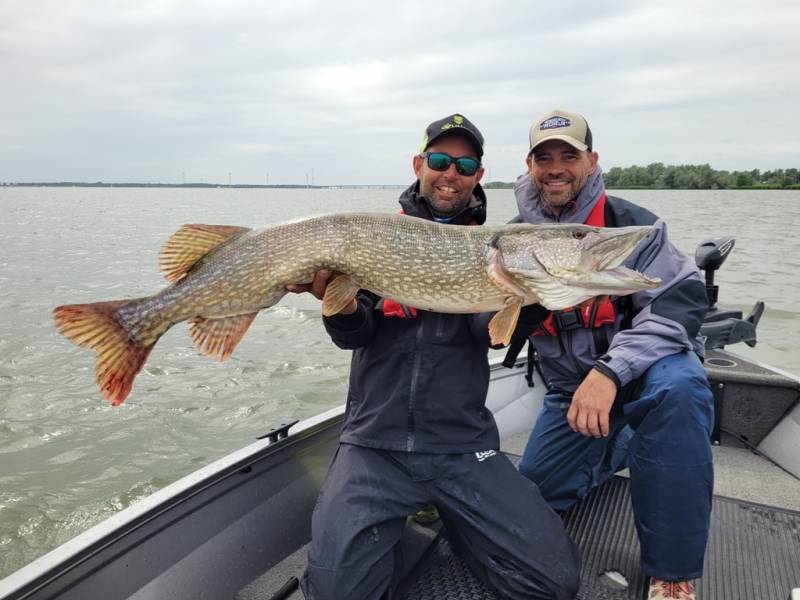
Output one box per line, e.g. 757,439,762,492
188,312,258,362
159,224,251,282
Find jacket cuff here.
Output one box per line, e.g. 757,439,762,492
323,302,366,331
593,356,623,388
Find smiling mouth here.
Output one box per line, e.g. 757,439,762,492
436,185,459,196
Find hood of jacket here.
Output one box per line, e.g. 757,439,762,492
399,181,487,225
513,166,606,224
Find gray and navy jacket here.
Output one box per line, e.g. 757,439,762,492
514,168,708,393
322,182,500,453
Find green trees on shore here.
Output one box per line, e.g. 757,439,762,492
603,164,800,189
484,164,800,190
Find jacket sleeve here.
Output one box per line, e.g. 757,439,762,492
322,291,379,349
467,311,496,347
595,220,708,387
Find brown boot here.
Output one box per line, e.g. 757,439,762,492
648,578,696,600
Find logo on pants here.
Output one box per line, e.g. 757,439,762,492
475,450,497,462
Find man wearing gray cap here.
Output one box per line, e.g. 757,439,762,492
511,109,714,600
292,114,580,600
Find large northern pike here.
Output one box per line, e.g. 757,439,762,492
54,212,660,405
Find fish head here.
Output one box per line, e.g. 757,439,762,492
495,223,662,310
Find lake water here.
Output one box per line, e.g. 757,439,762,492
1,186,798,579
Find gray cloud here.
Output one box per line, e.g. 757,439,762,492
1,0,798,185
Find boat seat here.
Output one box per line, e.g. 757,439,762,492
704,348,799,447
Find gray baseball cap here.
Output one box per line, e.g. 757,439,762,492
528,109,593,153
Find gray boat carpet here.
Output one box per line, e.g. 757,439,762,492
238,475,800,600
397,475,800,600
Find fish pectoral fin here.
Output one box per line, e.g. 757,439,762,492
189,312,258,362
488,297,524,346
321,275,360,317
159,224,251,282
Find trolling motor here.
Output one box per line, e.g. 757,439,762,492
695,237,764,350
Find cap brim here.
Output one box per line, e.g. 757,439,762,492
530,134,588,153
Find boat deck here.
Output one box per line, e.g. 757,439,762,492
236,446,800,600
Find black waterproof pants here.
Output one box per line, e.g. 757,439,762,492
301,443,580,600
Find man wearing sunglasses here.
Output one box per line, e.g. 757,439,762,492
290,114,580,600
411,115,485,223
511,109,713,600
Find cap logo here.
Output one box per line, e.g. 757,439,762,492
540,116,571,130
440,114,467,131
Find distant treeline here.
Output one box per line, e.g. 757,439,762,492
604,164,800,189
484,164,800,190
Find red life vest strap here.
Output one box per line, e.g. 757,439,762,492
382,299,418,319
533,296,616,336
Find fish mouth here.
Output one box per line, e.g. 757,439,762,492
580,225,653,271
532,225,660,294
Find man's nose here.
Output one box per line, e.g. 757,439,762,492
442,163,460,178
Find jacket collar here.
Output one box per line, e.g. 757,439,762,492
398,181,487,225
513,166,605,224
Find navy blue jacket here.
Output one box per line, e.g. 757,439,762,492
322,183,500,453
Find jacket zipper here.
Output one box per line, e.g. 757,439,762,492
406,317,425,451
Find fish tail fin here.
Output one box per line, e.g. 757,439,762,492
53,300,158,406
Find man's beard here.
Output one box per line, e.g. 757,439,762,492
536,178,579,210
420,182,472,217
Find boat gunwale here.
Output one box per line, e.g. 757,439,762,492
0,405,346,598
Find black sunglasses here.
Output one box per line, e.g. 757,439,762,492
420,152,481,176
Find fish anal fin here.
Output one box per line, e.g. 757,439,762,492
160,224,251,283
321,275,359,317
53,300,157,406
188,312,257,362
488,297,523,346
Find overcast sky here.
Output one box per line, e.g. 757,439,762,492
2,1,799,185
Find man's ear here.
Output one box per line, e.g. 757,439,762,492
413,154,424,179
588,151,599,173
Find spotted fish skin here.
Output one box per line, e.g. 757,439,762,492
53,212,659,405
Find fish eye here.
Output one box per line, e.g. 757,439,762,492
572,231,587,240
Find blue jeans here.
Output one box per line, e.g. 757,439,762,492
518,352,714,581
